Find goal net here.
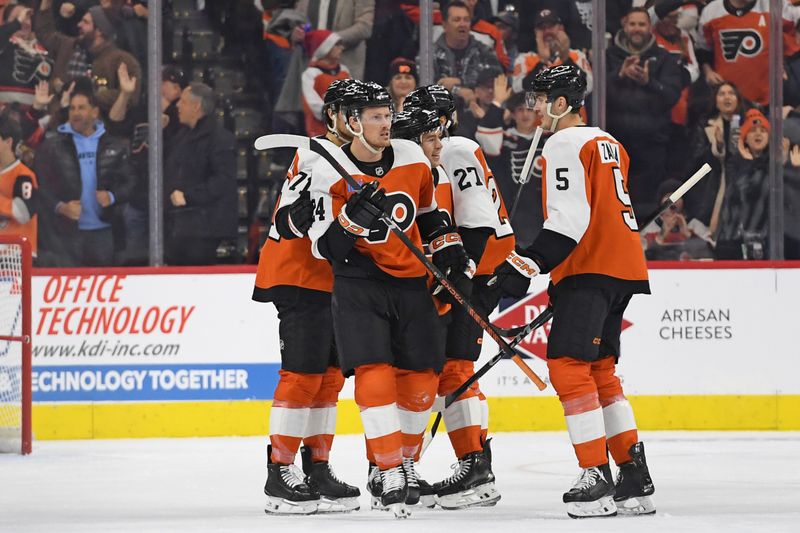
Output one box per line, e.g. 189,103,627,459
0,236,31,454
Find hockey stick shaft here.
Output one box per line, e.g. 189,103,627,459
509,126,543,222
420,306,554,456
254,134,547,391
638,163,712,229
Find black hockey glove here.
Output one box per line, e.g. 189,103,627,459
430,227,473,305
12,174,36,224
287,190,314,236
487,248,540,298
338,181,387,237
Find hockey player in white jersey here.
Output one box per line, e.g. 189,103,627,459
254,78,361,515
403,85,515,509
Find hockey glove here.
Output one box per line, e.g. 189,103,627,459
338,181,387,237
487,249,540,298
12,174,36,224
287,190,314,237
430,227,472,305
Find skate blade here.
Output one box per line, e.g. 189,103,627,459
389,502,411,519
566,495,618,519
436,482,501,510
415,494,437,509
316,496,361,513
264,496,319,515
615,495,656,516
371,496,391,511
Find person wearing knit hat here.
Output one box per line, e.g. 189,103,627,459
301,29,349,136
387,58,417,112
87,6,117,42
738,108,770,160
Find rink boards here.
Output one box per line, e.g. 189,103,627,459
24,263,800,439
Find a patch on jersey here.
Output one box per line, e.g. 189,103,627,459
596,140,620,165
375,166,385,176
346,179,367,193
720,29,762,61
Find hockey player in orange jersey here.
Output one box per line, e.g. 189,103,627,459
402,85,514,509
307,81,471,518
490,65,656,518
254,79,360,515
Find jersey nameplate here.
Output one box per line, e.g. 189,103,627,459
597,140,620,165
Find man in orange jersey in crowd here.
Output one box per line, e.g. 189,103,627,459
253,78,360,515
0,113,37,253
490,65,656,519
307,80,470,518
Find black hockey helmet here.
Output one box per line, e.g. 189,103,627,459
524,64,587,110
323,78,355,130
340,80,393,121
391,108,442,143
404,84,457,134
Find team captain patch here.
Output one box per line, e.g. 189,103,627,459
596,140,620,164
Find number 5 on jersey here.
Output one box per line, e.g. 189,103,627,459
612,166,638,231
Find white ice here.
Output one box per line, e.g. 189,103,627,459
1,431,798,533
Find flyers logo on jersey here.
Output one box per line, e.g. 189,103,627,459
365,191,416,244
720,29,762,61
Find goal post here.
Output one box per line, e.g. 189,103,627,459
0,236,32,455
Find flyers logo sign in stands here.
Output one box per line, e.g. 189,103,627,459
365,191,416,244
493,291,632,361
720,29,762,61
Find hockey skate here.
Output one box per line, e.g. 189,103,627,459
300,446,360,513
264,446,320,515
367,463,384,510
614,442,656,516
434,446,501,510
563,463,617,519
367,463,411,517
403,457,436,508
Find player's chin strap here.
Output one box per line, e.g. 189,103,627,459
345,116,383,155
545,100,573,132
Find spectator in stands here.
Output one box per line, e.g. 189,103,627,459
164,82,237,266
540,0,634,52
783,105,800,259
687,81,748,225
0,5,54,106
363,0,417,85
0,112,39,256
713,108,771,259
34,85,135,267
301,30,349,137
35,0,142,115
476,90,545,248
51,1,93,37
261,1,309,106
641,179,714,260
433,1,502,94
511,8,593,95
606,7,684,217
697,0,799,108
455,67,504,139
101,0,148,69
491,6,520,68
386,57,417,112
295,0,374,80
784,18,800,108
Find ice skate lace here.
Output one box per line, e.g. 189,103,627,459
442,457,471,485
572,467,601,491
381,466,406,493
402,457,419,488
280,464,307,488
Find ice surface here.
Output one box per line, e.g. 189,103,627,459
1,431,798,532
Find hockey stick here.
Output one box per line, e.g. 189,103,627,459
508,126,543,222
419,162,712,455
420,306,554,457
254,134,547,391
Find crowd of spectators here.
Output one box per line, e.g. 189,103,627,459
1,0,799,266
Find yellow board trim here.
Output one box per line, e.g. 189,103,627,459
31,395,800,440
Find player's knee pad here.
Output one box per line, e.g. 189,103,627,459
313,366,345,403
437,359,479,398
274,369,324,406
547,357,598,404
590,356,625,406
354,363,397,407
396,368,438,412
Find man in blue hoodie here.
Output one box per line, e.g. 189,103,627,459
34,85,135,266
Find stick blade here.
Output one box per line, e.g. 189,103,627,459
254,134,310,151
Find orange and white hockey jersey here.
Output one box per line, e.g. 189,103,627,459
308,139,437,279
697,0,799,106
301,63,351,137
0,160,38,254
539,126,649,292
253,148,333,302
438,136,515,276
